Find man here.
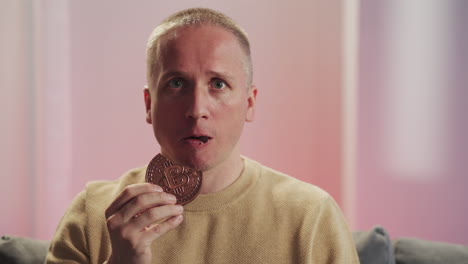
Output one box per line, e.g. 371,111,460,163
46,8,359,264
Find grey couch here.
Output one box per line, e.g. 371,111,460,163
1,226,467,263
353,226,468,264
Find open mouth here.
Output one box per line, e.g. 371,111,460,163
185,135,212,144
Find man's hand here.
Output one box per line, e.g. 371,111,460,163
105,183,184,264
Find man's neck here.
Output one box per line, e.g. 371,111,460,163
199,153,244,194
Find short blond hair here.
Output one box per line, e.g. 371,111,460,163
146,8,253,89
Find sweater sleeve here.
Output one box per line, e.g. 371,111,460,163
307,195,360,263
45,191,90,264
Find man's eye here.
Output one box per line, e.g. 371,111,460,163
168,78,184,88
212,79,226,89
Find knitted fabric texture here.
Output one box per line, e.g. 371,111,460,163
46,157,359,264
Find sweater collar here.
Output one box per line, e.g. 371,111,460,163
183,156,259,212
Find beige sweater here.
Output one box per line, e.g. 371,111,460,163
46,157,359,263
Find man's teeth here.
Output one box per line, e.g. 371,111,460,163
199,136,209,143
188,136,210,143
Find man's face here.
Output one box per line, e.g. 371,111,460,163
144,24,257,171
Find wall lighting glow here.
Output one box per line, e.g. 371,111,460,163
382,0,450,179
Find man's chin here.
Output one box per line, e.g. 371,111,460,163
182,158,213,172
164,152,213,172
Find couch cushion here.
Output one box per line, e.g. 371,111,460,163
353,226,396,264
394,237,468,264
0,235,49,264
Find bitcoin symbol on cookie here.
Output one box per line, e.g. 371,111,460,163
163,165,189,195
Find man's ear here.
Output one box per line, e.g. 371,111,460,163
245,85,258,122
143,86,152,124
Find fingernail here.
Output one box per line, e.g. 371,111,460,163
153,185,163,192
175,214,183,222
166,193,177,202
176,205,184,213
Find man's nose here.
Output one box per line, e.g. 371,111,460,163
184,86,210,120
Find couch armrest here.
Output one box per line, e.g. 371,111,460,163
0,235,50,264
353,226,396,264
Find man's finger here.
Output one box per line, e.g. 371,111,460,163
131,204,183,230
105,183,163,218
120,191,178,222
142,214,184,241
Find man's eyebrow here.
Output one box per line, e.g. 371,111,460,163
159,70,236,81
207,70,235,81
159,71,187,80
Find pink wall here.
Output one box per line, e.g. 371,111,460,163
356,0,468,245
1,0,344,240
0,0,34,238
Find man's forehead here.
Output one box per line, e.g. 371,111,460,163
160,25,241,55
162,24,234,44
156,25,246,74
